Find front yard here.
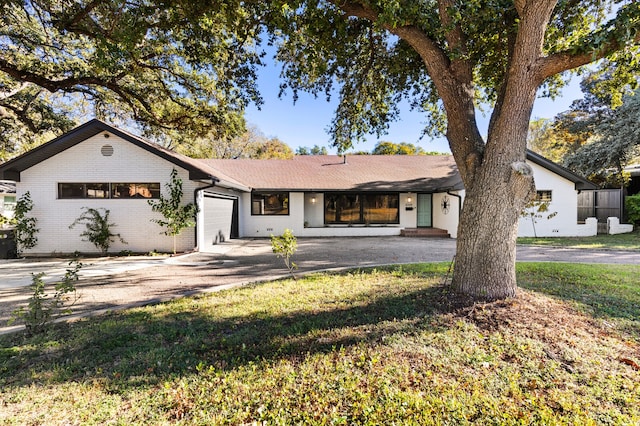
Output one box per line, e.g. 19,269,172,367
1,263,639,424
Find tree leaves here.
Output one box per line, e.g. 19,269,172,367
0,0,265,154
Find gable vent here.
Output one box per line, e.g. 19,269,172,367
101,144,114,156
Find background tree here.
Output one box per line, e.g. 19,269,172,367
296,145,328,155
369,141,449,155
528,72,640,187
527,118,583,164
253,0,639,299
0,80,75,161
251,137,294,159
564,89,640,187
372,141,425,155
174,125,294,159
0,0,262,157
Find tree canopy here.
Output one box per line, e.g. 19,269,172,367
369,141,447,155
0,0,264,156
564,90,640,186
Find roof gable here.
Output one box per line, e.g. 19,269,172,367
525,150,597,190
0,119,219,182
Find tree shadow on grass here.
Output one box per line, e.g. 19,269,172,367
0,281,474,392
516,264,640,338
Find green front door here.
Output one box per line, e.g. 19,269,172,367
417,193,432,227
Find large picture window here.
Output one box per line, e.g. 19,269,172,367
252,192,289,215
58,183,160,199
325,193,399,224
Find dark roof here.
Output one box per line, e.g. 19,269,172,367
525,150,597,190
0,119,232,184
201,155,464,192
0,180,16,194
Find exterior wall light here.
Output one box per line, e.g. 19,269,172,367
311,196,316,204
407,196,412,203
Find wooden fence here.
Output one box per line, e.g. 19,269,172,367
577,189,623,223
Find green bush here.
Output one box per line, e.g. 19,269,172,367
69,207,126,254
625,194,640,227
13,192,39,255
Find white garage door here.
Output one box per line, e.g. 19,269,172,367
201,194,236,252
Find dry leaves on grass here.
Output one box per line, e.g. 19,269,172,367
448,289,640,374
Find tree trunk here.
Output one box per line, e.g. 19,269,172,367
451,140,535,299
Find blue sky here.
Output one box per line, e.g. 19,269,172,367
245,60,584,155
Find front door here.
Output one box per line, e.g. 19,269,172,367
417,193,432,227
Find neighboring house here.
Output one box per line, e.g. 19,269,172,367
0,120,597,255
0,180,16,225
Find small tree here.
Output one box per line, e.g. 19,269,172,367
148,169,198,254
520,200,558,238
10,259,82,336
12,191,38,256
271,228,298,281
69,207,126,254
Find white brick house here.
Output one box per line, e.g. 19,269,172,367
0,120,597,255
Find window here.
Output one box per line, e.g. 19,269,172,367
535,190,552,202
59,183,109,199
3,196,16,212
252,192,289,215
58,183,160,199
111,183,160,199
325,193,399,224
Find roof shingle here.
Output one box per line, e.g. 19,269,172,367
200,155,463,192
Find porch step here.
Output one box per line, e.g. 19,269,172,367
400,228,450,238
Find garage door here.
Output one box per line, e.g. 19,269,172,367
201,194,237,252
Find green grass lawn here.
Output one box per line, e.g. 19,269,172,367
518,229,640,251
1,263,639,425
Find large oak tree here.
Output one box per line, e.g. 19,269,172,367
254,0,639,299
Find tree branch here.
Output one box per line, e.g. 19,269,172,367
536,30,640,81
328,0,485,181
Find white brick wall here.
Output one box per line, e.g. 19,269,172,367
17,132,200,255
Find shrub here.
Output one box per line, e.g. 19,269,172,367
12,192,39,255
625,194,640,227
69,207,126,254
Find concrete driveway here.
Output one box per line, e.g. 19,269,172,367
1,237,639,334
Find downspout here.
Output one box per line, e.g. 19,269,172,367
193,179,217,252
446,190,463,217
